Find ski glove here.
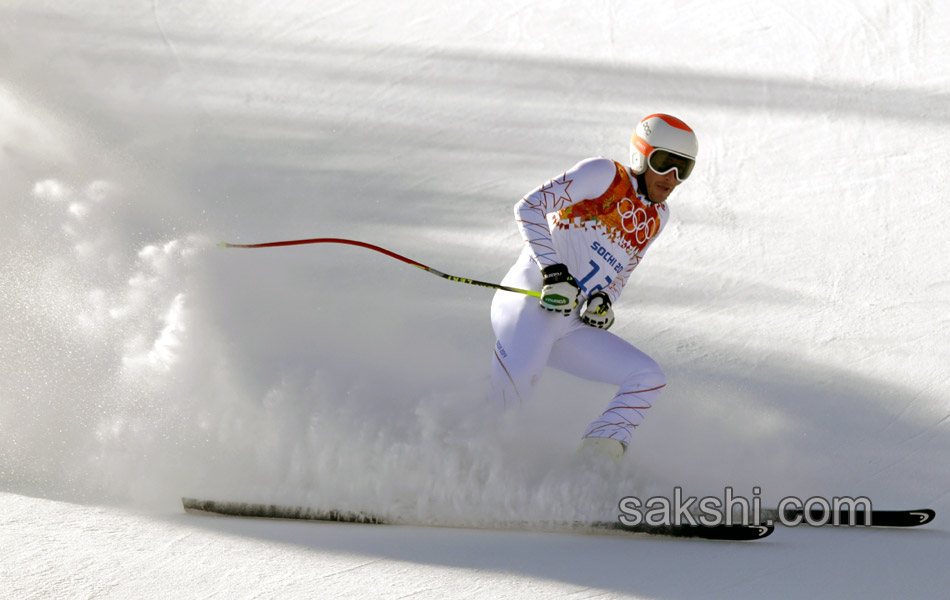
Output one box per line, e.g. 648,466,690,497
581,290,615,329
539,263,580,315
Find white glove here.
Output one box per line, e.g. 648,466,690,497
539,263,580,315
581,291,614,329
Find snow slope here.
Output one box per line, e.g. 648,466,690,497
2,1,949,598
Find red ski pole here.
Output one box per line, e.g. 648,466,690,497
219,237,541,298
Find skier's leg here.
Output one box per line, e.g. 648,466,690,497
548,326,666,448
489,290,566,409
488,251,566,409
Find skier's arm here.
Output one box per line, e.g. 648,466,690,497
513,157,617,269
601,219,668,303
602,261,635,304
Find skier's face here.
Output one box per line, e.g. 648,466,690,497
643,167,680,203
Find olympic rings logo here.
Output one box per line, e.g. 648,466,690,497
617,198,656,245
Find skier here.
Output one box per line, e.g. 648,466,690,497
489,113,698,463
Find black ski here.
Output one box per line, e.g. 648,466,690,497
182,497,773,541
598,519,774,541
760,506,935,528
182,498,384,523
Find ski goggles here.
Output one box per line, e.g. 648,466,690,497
647,149,695,182
634,134,696,181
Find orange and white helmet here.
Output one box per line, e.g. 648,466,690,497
630,113,698,181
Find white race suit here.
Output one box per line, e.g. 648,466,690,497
490,157,669,448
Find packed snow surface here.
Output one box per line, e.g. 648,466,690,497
2,1,949,598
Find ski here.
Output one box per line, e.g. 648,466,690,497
182,497,773,541
597,519,774,541
182,498,384,524
762,506,935,528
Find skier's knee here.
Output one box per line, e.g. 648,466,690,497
625,360,666,392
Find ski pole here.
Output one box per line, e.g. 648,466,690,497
219,237,541,298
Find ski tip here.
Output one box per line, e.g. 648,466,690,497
911,509,936,525
755,524,776,539
218,241,231,248
701,523,775,541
